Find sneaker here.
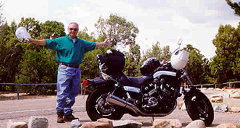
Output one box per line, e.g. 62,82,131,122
64,114,78,122
57,115,65,123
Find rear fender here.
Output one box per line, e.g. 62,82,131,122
82,77,115,93
88,77,106,85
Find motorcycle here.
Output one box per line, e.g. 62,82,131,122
82,46,214,126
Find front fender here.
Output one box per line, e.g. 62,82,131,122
183,87,201,101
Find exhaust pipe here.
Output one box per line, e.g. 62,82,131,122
106,94,140,114
106,94,173,116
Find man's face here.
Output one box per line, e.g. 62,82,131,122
68,23,79,39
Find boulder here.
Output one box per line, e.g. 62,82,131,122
97,118,113,126
112,119,142,128
216,123,240,128
177,102,186,111
230,91,240,98
152,119,182,128
71,119,81,128
28,116,48,128
228,107,240,112
7,120,27,128
210,95,223,103
213,104,228,112
185,120,205,128
81,118,113,128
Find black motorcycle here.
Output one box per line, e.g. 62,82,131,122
82,49,214,126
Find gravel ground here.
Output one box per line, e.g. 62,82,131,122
0,88,240,128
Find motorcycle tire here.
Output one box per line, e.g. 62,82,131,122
185,90,214,126
86,86,124,121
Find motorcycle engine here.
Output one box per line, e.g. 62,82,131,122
141,78,178,113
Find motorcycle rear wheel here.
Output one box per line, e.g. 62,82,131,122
86,86,124,121
185,91,214,126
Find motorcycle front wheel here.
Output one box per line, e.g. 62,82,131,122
86,86,124,121
185,90,214,126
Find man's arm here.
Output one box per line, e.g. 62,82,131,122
96,40,112,47
28,38,46,46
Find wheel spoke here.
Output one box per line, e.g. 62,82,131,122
95,94,115,116
194,97,210,119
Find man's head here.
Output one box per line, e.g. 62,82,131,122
68,22,79,39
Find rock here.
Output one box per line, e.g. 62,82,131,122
28,116,48,128
81,122,113,128
228,107,240,112
215,88,222,91
7,120,27,128
152,119,182,128
230,91,240,98
210,95,223,103
216,123,240,128
97,118,113,126
177,102,186,111
112,119,142,128
185,120,205,128
214,104,228,112
71,119,81,128
177,102,184,110
180,103,186,111
81,118,113,128
207,88,214,90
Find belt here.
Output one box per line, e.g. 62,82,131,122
60,63,79,68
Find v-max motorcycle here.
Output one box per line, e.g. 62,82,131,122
82,48,214,126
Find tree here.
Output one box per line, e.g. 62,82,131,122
124,43,141,76
95,14,139,46
79,29,108,80
15,19,66,94
142,42,171,63
82,14,140,79
77,27,96,42
18,17,41,39
15,49,58,94
0,22,22,91
40,21,65,39
160,45,171,63
226,0,240,16
0,2,4,26
0,2,6,84
210,24,240,83
184,44,209,84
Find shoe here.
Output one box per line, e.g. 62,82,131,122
64,114,78,122
57,115,65,123
57,112,65,123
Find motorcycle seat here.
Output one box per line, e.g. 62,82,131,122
117,74,153,88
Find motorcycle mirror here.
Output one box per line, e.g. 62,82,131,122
177,38,182,48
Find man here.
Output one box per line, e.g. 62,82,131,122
28,22,112,123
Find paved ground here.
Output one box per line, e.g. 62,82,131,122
0,89,240,128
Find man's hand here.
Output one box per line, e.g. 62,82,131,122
104,39,112,46
96,39,112,47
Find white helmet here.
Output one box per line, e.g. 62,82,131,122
170,50,189,70
15,27,31,41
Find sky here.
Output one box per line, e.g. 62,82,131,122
1,0,240,59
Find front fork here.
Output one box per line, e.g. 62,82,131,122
180,69,196,95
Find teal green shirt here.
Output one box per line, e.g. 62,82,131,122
45,35,96,65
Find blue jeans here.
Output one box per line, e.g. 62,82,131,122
56,65,81,115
